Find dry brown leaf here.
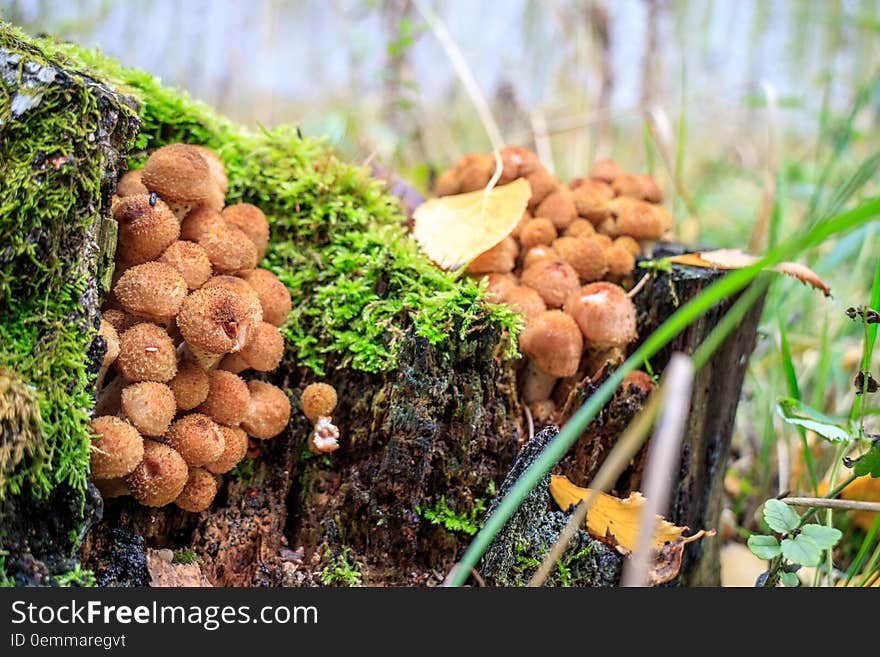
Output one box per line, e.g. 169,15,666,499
649,530,713,584
549,474,687,551
412,178,531,270
668,249,831,296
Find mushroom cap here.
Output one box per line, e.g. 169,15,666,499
520,259,581,309
222,203,269,260
613,235,642,257
509,211,532,240
177,287,259,354
525,169,559,209
610,198,665,240
121,381,177,436
552,236,607,282
588,233,613,249
534,188,577,230
521,244,557,270
457,153,495,193
300,382,337,423
564,282,638,348
201,275,264,324
141,143,216,204
89,416,144,479
622,370,655,394
499,146,541,183
116,323,178,382
571,181,613,224
114,261,187,321
205,425,249,474
563,218,597,238
174,467,219,512
239,321,284,372
113,194,180,264
466,236,519,275
519,217,558,251
192,145,228,194
604,243,636,277
163,413,225,466
98,319,120,369
500,285,547,323
197,370,250,426
198,224,259,274
168,360,210,411
242,381,291,439
482,272,518,303
126,439,188,507
597,216,620,238
180,206,225,242
159,241,213,290
636,174,663,203
611,174,645,199
101,309,138,334
218,352,250,374
238,269,291,327
518,310,583,377
115,169,148,197
434,167,460,196
589,158,626,183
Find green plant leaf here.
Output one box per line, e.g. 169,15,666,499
847,442,880,478
779,571,800,587
747,534,782,559
763,499,800,533
781,535,822,567
800,524,843,550
776,397,850,443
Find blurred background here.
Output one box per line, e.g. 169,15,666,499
3,0,880,585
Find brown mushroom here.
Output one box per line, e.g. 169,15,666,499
113,194,180,264
564,282,637,348
114,262,187,322
242,381,291,439
163,413,225,467
141,143,216,205
520,259,580,308
121,381,177,436
466,236,519,275
116,323,178,383
126,439,188,507
552,236,607,282
174,467,219,512
89,416,144,479
197,370,250,426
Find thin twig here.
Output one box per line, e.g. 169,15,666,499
782,497,880,513
621,354,695,587
527,390,662,587
627,273,651,299
523,402,535,443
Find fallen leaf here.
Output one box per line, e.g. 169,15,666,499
412,178,531,270
549,474,686,551
650,530,713,585
667,249,831,296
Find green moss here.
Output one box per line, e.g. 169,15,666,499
0,22,518,512
172,549,203,566
319,547,364,587
52,564,95,587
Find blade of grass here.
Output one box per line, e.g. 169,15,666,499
846,513,880,586
446,197,880,586
779,317,818,493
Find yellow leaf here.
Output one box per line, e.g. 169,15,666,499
818,475,880,532
549,474,686,551
412,178,531,270
668,249,831,297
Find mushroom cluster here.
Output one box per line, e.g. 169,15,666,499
89,143,292,512
435,148,670,424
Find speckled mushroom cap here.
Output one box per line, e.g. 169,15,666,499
114,261,188,321
237,269,291,327
174,467,219,512
205,425,248,474
180,206,225,242
564,281,637,348
520,259,581,309
500,286,546,324
482,272,517,303
126,439,188,507
121,381,177,436
198,225,258,274
300,383,337,424
610,198,666,240
552,236,607,282
518,310,583,378
197,370,250,426
141,143,216,205
589,158,626,183
200,275,263,324
167,360,210,411
239,321,284,372
89,416,144,479
98,319,120,368
159,241,213,290
242,381,291,440
534,189,577,231
222,203,269,260
466,236,519,275
177,287,259,354
519,217,557,251
115,169,148,197
116,323,178,382
192,145,228,194
604,243,636,277
163,413,225,467
113,194,180,264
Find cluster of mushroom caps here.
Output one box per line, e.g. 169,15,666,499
436,148,670,423
89,143,297,512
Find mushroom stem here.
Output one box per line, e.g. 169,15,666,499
521,359,558,404
181,342,224,371
308,416,340,454
95,374,126,416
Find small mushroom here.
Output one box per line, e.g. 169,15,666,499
239,321,284,372
177,287,259,355
301,383,338,423
159,241,213,290
518,310,583,378
174,467,219,512
180,206,225,242
96,319,119,389
520,259,580,309
198,224,259,274
241,381,291,440
222,203,269,260
481,272,518,303
525,169,559,209
237,269,291,327
466,236,519,275
168,360,210,411
141,143,216,205
126,439,189,507
521,244,557,270
500,285,546,323
604,243,636,278
519,217,557,251
163,413,225,467
534,188,577,231
197,370,251,426
564,282,637,348
589,158,626,183
116,323,178,383
192,145,229,194
552,236,607,282
201,275,264,324
113,194,180,264
115,169,147,197
114,262,188,322
563,218,596,238
205,425,249,474
121,381,177,436
89,416,144,479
